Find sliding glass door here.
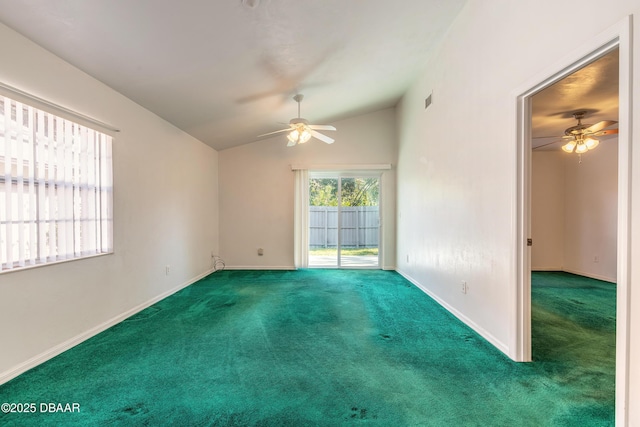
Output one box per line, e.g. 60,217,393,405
309,177,339,267
339,177,380,267
308,174,380,268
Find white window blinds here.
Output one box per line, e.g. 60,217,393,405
0,95,113,272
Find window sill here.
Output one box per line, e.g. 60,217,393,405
0,252,114,276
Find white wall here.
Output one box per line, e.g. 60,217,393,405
532,151,565,270
395,1,640,423
219,108,396,269
532,141,618,282
0,22,219,382
564,140,618,281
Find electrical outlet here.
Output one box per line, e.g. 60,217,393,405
165,265,170,275
461,281,468,294
594,255,600,263
257,248,264,256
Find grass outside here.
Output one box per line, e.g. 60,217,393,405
310,247,378,256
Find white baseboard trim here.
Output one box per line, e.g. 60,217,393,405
0,268,215,386
396,269,510,357
560,268,617,284
225,265,395,271
224,265,296,270
531,267,616,284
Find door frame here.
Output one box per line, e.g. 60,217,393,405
512,16,632,424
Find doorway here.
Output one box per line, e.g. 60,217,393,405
529,48,619,416
308,173,381,268
514,17,631,424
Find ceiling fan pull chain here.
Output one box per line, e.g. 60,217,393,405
579,153,582,164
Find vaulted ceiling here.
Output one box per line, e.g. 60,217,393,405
0,0,468,150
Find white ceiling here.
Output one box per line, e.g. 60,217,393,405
532,49,619,151
0,0,468,151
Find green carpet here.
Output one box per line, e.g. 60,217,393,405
0,270,615,426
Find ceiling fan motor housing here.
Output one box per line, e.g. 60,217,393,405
290,118,309,126
564,111,592,136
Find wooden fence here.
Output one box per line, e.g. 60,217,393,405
309,206,379,248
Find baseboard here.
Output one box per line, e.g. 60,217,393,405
532,268,616,283
559,268,616,284
0,268,215,386
396,269,510,357
224,265,296,270
224,265,395,271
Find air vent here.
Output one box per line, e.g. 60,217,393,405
424,93,433,110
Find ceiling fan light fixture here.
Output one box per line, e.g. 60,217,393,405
287,129,299,143
575,143,589,154
585,137,599,150
286,125,312,145
562,141,576,153
299,129,312,143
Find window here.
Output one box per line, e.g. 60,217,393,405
0,94,113,272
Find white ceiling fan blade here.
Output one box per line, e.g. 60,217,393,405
592,129,619,137
585,120,617,134
257,127,292,138
309,124,336,131
310,130,334,144
533,140,563,150
533,135,572,139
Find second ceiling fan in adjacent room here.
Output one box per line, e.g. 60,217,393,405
534,110,618,154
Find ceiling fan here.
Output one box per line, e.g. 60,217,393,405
258,94,336,146
535,110,618,154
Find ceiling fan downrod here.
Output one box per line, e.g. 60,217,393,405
293,94,304,118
